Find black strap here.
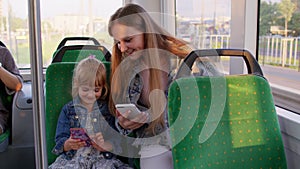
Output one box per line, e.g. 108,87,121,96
56,37,100,50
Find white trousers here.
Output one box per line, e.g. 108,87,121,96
139,145,173,169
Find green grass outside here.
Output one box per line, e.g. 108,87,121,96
258,55,299,70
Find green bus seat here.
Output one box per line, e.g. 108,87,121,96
0,129,10,152
45,61,111,165
52,45,111,63
168,49,287,169
168,75,287,169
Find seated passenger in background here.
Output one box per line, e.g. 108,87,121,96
49,57,132,169
0,46,23,135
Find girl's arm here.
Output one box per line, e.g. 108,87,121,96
51,104,84,158
52,106,71,155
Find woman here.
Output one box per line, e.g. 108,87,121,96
108,4,192,169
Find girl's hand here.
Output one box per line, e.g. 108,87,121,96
90,132,104,147
117,110,148,130
90,132,112,152
63,136,86,151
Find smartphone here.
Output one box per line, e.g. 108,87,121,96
115,103,142,120
70,128,91,146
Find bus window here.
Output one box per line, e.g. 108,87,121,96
176,0,300,114
176,0,231,50
175,0,232,75
258,0,300,114
1,0,122,71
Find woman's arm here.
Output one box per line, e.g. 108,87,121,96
0,48,22,91
0,67,22,91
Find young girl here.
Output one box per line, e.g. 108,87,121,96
49,57,132,169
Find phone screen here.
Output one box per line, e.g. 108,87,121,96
70,128,91,146
115,104,142,119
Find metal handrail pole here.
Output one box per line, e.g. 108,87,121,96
28,0,48,168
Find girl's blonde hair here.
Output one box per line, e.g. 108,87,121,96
108,4,192,134
72,57,108,100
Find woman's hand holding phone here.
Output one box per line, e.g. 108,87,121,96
116,104,149,130
116,104,142,120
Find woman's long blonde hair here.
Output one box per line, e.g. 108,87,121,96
108,3,191,134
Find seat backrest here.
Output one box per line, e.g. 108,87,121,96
52,45,111,63
56,37,100,50
45,61,111,164
168,75,287,169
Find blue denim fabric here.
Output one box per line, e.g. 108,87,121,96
52,97,121,160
